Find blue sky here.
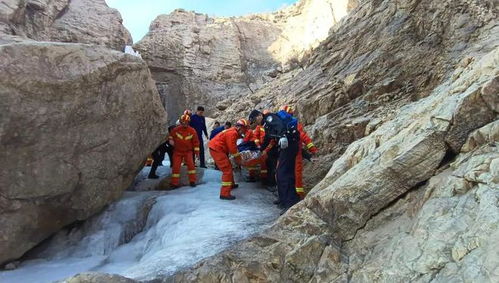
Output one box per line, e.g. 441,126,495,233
106,0,298,42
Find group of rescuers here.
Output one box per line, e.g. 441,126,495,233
147,105,318,213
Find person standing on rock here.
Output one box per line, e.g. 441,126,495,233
169,114,200,188
279,105,318,200
209,119,250,200
190,106,209,168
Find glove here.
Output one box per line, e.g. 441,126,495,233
278,137,288,149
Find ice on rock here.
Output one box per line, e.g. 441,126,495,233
0,164,280,283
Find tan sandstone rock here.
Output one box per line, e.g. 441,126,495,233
0,0,131,49
0,42,167,265
134,0,356,123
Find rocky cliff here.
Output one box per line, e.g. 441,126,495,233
134,0,356,123
0,0,166,266
0,0,131,49
170,0,498,282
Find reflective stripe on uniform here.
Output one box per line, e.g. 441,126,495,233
188,170,196,174
260,170,268,173
185,135,193,140
221,181,233,186
231,152,240,157
172,174,181,178
176,133,184,140
306,143,314,149
260,128,265,132
194,147,200,151
254,139,260,143
296,187,304,193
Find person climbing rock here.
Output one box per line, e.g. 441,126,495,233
190,106,209,168
279,105,318,200
169,114,200,188
148,126,175,179
209,119,249,200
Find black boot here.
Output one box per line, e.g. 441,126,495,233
232,183,239,189
148,162,159,179
220,195,236,200
190,182,196,187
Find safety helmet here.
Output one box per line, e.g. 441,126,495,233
279,105,294,115
236,118,250,127
262,109,271,115
180,114,191,123
183,109,192,116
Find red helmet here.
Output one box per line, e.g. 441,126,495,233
183,109,192,116
180,114,191,123
279,105,294,115
236,119,250,127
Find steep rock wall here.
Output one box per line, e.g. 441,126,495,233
134,0,355,123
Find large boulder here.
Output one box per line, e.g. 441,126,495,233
0,0,131,49
0,42,167,265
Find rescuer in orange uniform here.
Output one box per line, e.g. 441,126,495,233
169,114,200,188
209,119,250,200
280,105,318,199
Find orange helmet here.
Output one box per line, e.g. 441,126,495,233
279,105,294,115
180,114,191,123
183,109,192,116
236,119,250,127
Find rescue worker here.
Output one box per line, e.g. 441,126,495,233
190,106,209,168
169,114,200,188
249,108,299,214
209,119,250,200
248,110,275,186
280,105,318,199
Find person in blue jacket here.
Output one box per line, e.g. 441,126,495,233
210,121,232,140
190,106,209,168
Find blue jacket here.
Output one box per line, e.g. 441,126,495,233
210,126,225,140
190,114,208,140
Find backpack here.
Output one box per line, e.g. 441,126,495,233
263,111,298,139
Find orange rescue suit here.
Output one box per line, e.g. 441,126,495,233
295,123,318,198
169,125,200,186
208,127,242,197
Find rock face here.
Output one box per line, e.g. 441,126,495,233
173,45,499,283
216,0,499,189
0,0,132,49
0,42,167,265
168,0,499,282
134,0,356,123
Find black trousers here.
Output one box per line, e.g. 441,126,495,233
149,143,167,176
276,137,299,209
194,135,206,167
265,154,278,186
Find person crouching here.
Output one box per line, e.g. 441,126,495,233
169,114,200,188
209,119,250,200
